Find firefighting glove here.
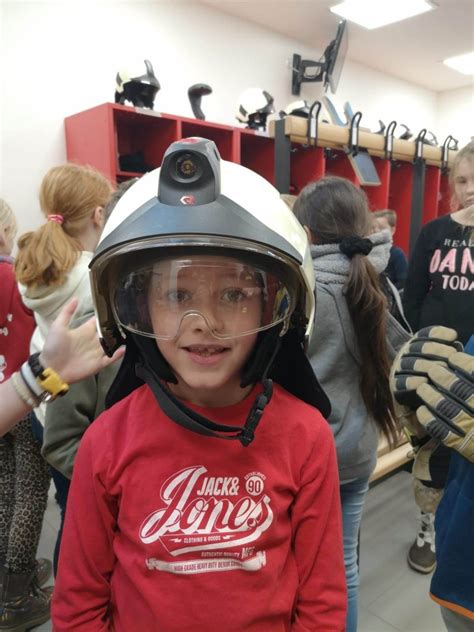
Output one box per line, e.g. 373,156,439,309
390,326,462,441
416,352,474,462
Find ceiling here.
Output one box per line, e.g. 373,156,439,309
201,0,474,92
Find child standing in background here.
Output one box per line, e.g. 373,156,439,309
402,140,474,576
294,176,410,632
14,163,113,574
0,199,52,631
372,209,408,289
40,181,137,570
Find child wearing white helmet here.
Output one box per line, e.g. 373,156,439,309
52,138,346,631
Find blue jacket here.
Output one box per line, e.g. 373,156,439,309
385,245,408,289
430,336,474,621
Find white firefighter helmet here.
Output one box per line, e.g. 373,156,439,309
235,88,275,129
283,100,311,118
91,137,329,445
115,59,160,109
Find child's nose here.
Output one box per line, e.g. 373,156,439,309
180,307,225,336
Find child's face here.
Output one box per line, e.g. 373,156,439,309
149,256,263,406
372,216,394,236
453,156,474,210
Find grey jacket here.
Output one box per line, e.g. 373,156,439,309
308,231,411,482
42,361,119,479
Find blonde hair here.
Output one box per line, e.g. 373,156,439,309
0,198,18,255
450,140,474,186
450,140,474,210
15,164,113,289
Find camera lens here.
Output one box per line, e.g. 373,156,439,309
175,153,202,181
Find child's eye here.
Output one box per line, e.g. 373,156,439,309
221,288,248,303
166,289,192,303
455,177,466,184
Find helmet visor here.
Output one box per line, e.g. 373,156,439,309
112,254,296,340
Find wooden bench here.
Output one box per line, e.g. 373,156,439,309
370,434,414,482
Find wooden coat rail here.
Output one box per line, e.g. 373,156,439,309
269,115,457,168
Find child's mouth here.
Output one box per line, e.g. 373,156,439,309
184,345,229,364
185,345,227,357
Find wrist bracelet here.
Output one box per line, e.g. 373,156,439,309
27,353,69,402
20,362,44,398
11,371,40,408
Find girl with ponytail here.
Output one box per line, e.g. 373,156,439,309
14,163,113,578
16,163,113,290
294,176,410,632
16,163,113,369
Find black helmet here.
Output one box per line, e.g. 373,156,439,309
236,88,275,130
91,138,330,445
115,59,160,109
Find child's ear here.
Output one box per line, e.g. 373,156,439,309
92,206,105,229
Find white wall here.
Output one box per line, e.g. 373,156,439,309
0,0,451,237
436,85,474,149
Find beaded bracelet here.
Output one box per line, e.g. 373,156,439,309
10,371,41,408
20,361,44,398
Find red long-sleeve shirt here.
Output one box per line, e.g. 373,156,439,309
52,383,346,632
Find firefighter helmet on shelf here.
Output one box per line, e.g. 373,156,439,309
90,137,330,444
115,59,160,109
283,100,311,118
236,88,275,130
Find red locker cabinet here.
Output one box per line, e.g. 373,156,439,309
65,104,457,254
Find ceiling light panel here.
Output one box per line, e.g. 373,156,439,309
443,51,474,75
330,0,436,30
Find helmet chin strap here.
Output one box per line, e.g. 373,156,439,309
134,336,282,447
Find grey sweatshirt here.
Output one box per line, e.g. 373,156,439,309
308,231,411,482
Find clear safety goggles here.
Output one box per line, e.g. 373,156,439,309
112,255,296,340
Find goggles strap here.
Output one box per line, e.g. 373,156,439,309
135,350,277,447
239,379,273,447
239,336,281,446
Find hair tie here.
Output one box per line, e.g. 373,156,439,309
339,236,373,259
47,214,64,225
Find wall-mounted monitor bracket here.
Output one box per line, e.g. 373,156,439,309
291,54,325,96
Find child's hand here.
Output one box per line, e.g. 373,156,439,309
39,298,124,384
